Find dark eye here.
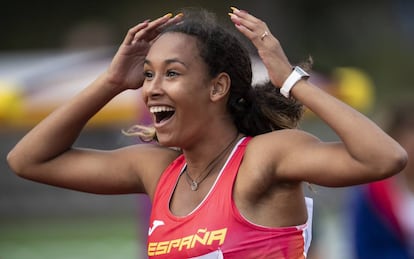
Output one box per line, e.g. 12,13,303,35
144,71,154,80
166,70,179,77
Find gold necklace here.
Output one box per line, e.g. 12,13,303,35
184,134,239,191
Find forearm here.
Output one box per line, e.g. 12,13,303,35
292,80,407,173
7,74,123,172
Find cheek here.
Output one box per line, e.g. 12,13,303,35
175,78,210,99
140,80,151,101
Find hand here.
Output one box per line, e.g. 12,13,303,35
229,7,292,87
105,13,183,91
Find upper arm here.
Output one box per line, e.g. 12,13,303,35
251,130,377,187
10,143,179,195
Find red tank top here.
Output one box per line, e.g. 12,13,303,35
147,137,312,258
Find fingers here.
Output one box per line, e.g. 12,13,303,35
123,13,182,46
123,21,150,45
161,12,184,30
228,7,272,43
228,7,292,87
132,13,172,44
145,13,183,44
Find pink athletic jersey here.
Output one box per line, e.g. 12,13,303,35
147,137,313,258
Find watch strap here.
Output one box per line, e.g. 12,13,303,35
280,66,309,98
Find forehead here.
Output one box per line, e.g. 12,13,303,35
146,32,202,64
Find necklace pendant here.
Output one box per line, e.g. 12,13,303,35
190,181,198,191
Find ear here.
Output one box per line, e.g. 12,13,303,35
210,72,231,102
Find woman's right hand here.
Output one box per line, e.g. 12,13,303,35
105,13,182,91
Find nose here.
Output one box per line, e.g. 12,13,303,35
142,76,164,101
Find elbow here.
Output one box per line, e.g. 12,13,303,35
394,147,409,173
6,148,28,178
377,147,408,180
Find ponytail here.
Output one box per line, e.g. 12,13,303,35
228,81,304,136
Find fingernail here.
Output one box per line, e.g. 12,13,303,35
163,13,173,18
228,13,235,17
230,7,240,13
174,12,183,18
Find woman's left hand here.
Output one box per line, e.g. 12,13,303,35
229,7,292,87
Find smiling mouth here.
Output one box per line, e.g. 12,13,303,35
150,106,175,124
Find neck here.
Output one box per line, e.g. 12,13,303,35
183,130,240,179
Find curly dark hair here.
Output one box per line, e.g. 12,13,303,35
163,9,304,135
126,8,304,141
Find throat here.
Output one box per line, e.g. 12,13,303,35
183,133,240,191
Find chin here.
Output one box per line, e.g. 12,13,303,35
156,134,176,147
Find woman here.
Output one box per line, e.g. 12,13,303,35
7,7,407,259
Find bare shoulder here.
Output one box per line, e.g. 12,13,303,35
239,129,321,185
235,131,313,226
119,143,180,162
115,143,181,196
245,129,320,160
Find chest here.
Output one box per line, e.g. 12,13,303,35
146,140,310,258
169,169,222,217
168,151,272,218
147,164,235,258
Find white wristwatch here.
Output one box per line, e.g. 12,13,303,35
280,66,310,98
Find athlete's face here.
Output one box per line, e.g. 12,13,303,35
142,32,215,148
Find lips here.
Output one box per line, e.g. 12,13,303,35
149,105,175,124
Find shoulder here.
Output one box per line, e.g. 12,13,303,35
235,131,313,210
115,143,181,164
241,130,320,180
246,129,320,157
115,143,181,195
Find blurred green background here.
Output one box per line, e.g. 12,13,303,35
2,0,413,101
1,0,413,258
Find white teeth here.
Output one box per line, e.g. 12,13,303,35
149,106,175,113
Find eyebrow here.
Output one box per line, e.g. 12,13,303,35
144,58,188,68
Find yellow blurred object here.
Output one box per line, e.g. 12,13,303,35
333,67,375,113
0,80,24,124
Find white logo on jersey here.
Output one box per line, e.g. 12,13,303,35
148,220,165,236
190,249,224,259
